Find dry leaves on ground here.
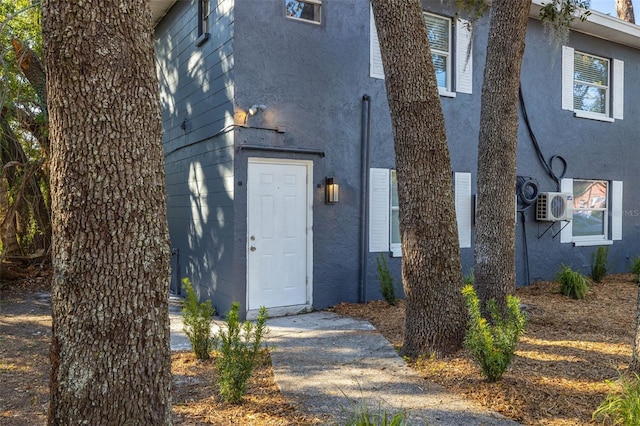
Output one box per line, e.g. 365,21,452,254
2,273,638,425
332,273,638,425
0,282,323,426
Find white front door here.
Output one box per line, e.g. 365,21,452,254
247,159,312,311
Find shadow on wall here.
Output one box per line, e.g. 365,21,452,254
155,0,237,309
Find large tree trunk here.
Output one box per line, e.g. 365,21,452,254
616,0,635,23
474,0,530,312
370,0,466,358
43,1,172,424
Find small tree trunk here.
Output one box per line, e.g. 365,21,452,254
474,0,530,312
630,283,640,373
616,0,635,23
370,0,466,358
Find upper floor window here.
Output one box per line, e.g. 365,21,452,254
370,7,472,96
285,0,322,24
423,12,451,92
562,46,624,122
197,0,210,46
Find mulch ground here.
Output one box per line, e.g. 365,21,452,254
332,273,639,425
2,272,638,425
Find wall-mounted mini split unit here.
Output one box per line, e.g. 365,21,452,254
536,192,573,222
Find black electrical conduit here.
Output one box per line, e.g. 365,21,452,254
518,85,570,286
359,95,371,304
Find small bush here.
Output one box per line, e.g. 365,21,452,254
630,257,640,280
181,278,215,360
464,271,474,286
462,285,527,382
591,246,610,283
216,302,268,404
556,265,590,299
593,374,640,425
344,400,407,426
376,254,397,305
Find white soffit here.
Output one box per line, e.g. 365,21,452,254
530,0,640,49
150,0,178,25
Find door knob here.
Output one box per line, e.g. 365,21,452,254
250,246,256,251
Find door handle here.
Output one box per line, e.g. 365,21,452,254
250,246,256,251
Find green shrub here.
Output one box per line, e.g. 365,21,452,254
591,246,610,283
630,257,640,280
181,278,215,360
344,400,407,426
464,271,474,286
556,264,590,299
461,285,527,382
593,374,640,425
376,254,397,306
216,302,268,404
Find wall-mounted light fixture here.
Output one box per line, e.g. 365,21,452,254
244,104,267,125
326,177,339,204
248,104,267,116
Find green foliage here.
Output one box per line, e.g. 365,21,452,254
464,271,474,286
181,278,215,360
539,0,591,50
454,0,490,23
462,285,527,382
591,246,610,283
629,257,640,280
556,264,590,299
376,254,397,306
593,374,640,425
216,302,268,404
344,401,408,426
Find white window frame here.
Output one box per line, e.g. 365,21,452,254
369,169,471,256
285,0,322,25
369,7,472,95
390,170,401,256
562,46,624,122
423,12,453,96
196,0,211,46
560,178,623,246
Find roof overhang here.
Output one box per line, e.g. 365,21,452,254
530,0,640,49
148,1,640,48
150,0,178,26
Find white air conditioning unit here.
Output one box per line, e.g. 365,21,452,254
536,192,573,222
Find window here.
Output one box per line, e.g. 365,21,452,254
573,52,609,115
573,180,608,240
423,12,451,92
369,169,471,256
197,0,210,46
370,8,473,95
562,46,624,121
560,178,623,245
285,0,321,24
390,171,400,254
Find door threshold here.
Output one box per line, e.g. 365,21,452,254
246,304,312,320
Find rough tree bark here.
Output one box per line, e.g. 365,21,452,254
630,282,640,373
474,0,531,312
43,0,172,424
616,0,635,23
370,0,466,358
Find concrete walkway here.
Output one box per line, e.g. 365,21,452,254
170,300,520,426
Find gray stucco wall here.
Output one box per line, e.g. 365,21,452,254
516,19,640,283
157,0,640,313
